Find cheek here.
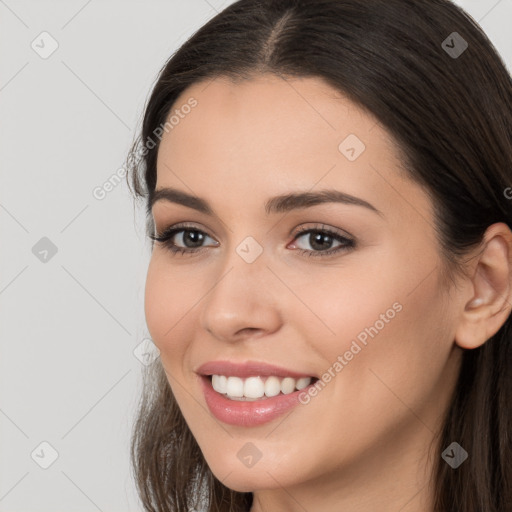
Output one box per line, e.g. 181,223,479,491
144,257,203,411
304,244,453,401
326,258,454,424
144,258,168,345
289,260,402,361
144,256,197,357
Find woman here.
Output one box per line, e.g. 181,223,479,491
125,0,512,510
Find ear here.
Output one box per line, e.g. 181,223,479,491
454,222,512,350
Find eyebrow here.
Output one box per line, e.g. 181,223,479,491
148,187,383,218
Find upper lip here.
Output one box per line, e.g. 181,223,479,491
196,360,317,379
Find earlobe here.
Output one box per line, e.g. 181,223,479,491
454,222,512,350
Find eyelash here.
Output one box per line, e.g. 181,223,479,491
149,222,355,258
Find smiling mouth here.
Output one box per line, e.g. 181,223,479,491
206,374,319,401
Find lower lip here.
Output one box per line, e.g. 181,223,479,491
199,375,314,427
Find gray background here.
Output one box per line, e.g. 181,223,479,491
0,1,510,511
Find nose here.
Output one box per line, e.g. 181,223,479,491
200,249,283,343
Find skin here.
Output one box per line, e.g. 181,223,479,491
144,73,512,512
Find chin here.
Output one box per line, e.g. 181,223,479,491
207,461,292,492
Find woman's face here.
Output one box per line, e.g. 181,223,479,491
145,74,463,502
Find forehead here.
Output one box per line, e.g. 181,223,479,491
154,74,431,227
161,74,378,156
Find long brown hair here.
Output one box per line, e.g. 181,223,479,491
125,1,512,510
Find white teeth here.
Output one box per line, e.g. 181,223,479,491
210,375,313,400
244,376,265,398
264,376,281,397
225,376,244,397
211,375,227,394
281,377,296,395
296,377,311,390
